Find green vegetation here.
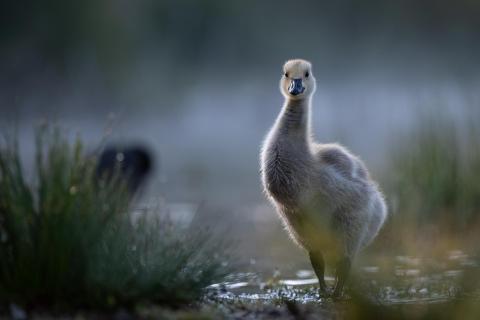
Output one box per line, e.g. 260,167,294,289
388,112,480,231
2,110,480,319
0,127,229,311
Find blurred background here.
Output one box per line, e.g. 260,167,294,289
1,0,480,276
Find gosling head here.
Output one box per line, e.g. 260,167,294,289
280,59,316,100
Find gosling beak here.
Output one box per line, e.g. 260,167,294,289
288,78,305,95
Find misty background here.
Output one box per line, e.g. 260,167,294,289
1,0,479,273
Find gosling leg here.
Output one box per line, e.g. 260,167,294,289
333,256,351,297
308,251,327,292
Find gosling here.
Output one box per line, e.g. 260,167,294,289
260,59,387,297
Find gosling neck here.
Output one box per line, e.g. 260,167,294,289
277,96,312,139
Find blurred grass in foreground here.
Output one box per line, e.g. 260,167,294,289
0,127,230,311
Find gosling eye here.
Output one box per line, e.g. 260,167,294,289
284,72,289,78
305,72,309,78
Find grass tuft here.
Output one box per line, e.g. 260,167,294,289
0,127,230,311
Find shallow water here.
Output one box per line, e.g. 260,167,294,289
207,250,480,306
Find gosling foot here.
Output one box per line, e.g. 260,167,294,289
333,256,351,298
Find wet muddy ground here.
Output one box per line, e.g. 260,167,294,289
202,250,480,319
5,251,479,319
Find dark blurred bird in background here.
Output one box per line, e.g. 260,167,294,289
96,146,152,195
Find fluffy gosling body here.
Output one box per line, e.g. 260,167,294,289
260,59,387,296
